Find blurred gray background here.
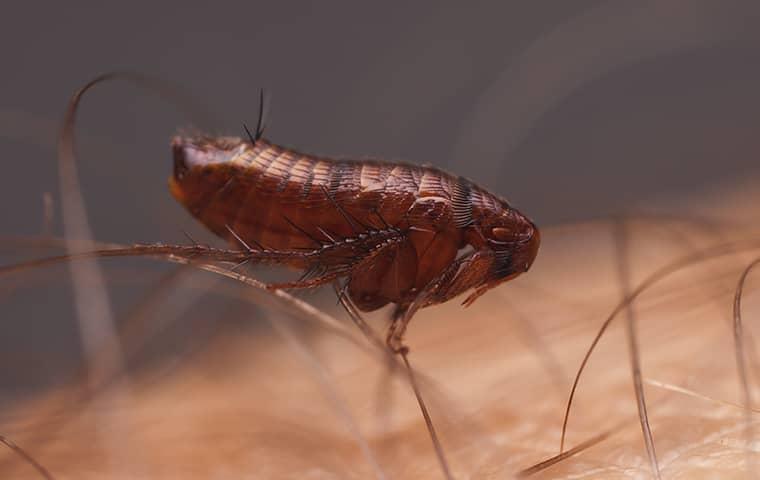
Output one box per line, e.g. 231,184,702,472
1,1,760,395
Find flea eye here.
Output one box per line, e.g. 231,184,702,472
491,227,512,241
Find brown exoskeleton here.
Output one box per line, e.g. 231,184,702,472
170,127,540,352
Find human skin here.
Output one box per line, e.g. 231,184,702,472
1,186,759,479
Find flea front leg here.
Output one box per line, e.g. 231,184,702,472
384,249,495,353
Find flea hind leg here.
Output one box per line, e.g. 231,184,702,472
265,267,344,290
333,280,384,348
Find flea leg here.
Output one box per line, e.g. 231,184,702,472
386,305,412,354
384,249,494,353
266,268,345,290
266,229,407,291
333,281,385,349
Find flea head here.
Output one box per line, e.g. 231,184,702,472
485,208,540,275
467,197,540,283
460,207,540,306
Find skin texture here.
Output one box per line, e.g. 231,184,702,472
3,186,760,479
168,135,540,349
